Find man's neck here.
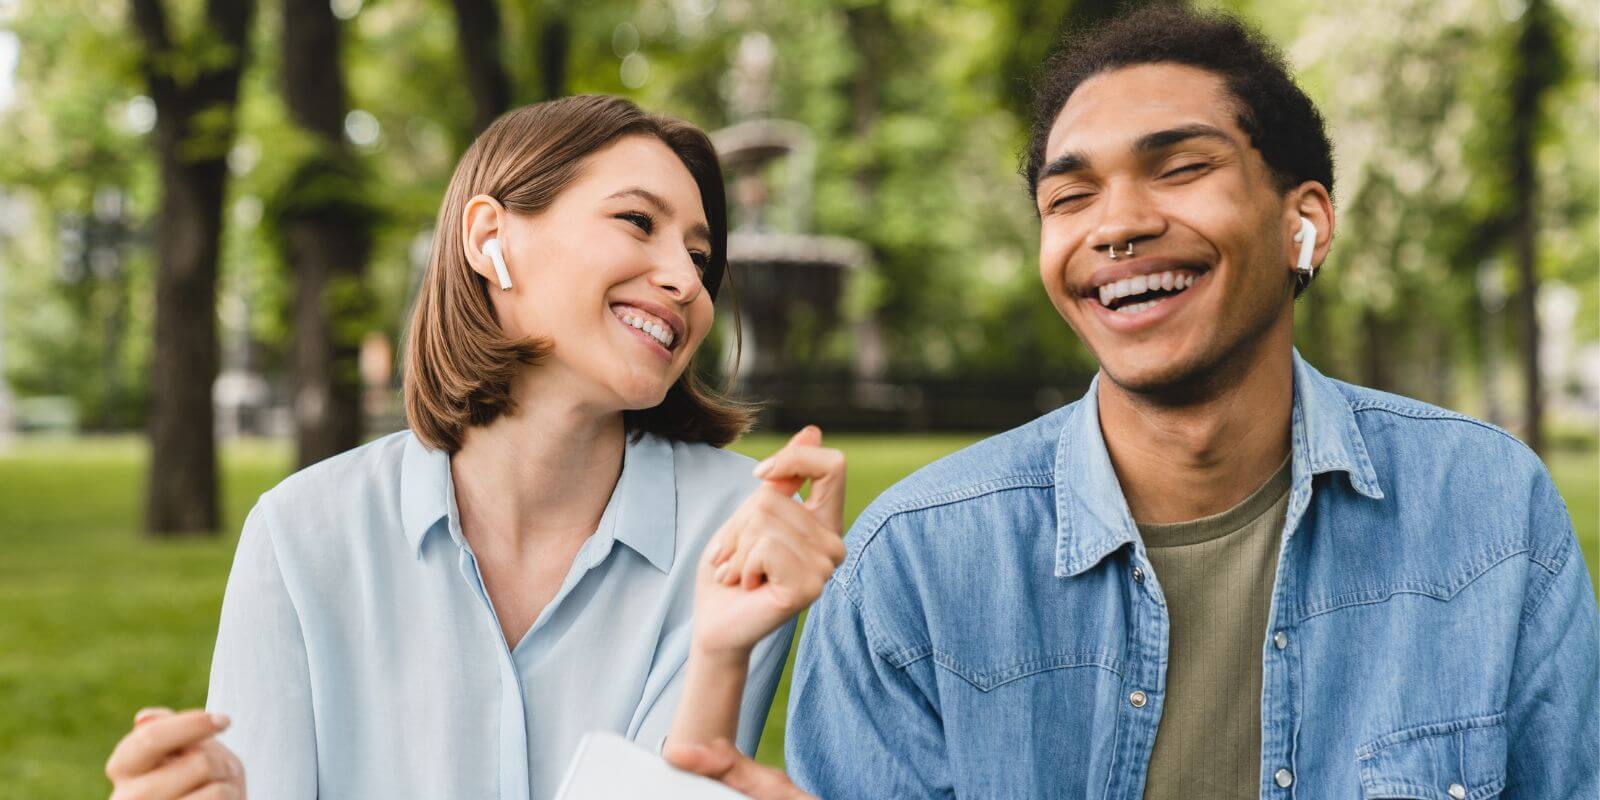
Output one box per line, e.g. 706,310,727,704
1097,341,1294,525
449,376,626,556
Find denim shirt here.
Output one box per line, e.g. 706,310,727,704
787,352,1598,799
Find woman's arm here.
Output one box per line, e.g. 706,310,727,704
666,427,846,749
205,500,318,798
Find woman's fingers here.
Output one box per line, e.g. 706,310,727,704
111,742,230,800
176,785,242,800
752,428,846,530
663,739,816,800
107,710,230,782
716,485,843,590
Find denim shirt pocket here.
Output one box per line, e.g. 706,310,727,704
933,651,1121,692
1355,712,1507,799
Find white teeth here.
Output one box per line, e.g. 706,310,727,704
615,308,675,348
1096,270,1201,308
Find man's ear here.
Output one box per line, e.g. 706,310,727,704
461,194,505,284
1286,182,1334,272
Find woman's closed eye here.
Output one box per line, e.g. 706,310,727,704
617,210,655,234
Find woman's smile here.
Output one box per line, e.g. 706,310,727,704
610,301,684,362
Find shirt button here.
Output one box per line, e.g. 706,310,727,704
1448,784,1467,800
1274,768,1294,788
1273,631,1289,650
1129,690,1148,708
1131,567,1144,583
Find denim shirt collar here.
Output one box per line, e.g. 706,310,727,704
1053,349,1384,578
399,430,679,572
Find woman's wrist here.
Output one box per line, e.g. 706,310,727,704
688,639,754,672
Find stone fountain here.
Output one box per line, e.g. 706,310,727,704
711,33,872,387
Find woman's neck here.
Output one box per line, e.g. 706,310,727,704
449,390,626,554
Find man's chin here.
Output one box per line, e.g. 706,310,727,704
1096,346,1225,405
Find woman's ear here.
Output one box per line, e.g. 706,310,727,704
462,194,506,285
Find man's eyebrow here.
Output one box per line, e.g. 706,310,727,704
1039,151,1091,181
1134,124,1237,153
607,187,712,245
1039,123,1238,183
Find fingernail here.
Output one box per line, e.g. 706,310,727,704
209,712,231,729
133,708,162,725
753,458,774,477
713,564,728,583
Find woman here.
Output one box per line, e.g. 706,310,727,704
104,95,846,800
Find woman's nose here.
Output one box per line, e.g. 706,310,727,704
652,256,703,304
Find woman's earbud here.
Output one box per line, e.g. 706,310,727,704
482,238,512,291
1292,217,1317,277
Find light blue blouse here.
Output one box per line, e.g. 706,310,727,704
206,430,795,800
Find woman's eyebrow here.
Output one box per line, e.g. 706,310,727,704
606,187,711,245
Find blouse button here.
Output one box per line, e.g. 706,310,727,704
1448,784,1467,800
1129,690,1148,708
1274,768,1294,788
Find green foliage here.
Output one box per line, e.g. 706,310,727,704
0,0,1595,426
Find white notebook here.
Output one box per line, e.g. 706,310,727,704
553,732,750,800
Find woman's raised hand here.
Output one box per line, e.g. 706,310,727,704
692,426,847,659
105,707,246,800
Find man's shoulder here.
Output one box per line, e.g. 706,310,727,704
1332,379,1547,478
837,406,1071,585
1330,379,1571,564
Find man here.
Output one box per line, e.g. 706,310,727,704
671,6,1599,798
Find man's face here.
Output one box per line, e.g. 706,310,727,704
1035,63,1298,398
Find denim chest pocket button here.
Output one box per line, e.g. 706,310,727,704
1355,712,1507,799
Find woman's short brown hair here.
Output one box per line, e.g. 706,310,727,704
404,95,751,453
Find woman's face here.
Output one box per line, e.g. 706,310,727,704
467,135,717,413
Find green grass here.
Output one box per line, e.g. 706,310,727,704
0,435,1594,796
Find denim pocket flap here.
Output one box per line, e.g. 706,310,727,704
1356,713,1507,799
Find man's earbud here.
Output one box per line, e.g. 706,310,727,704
483,238,512,291
1292,217,1317,277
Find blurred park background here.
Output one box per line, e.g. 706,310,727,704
0,0,1596,795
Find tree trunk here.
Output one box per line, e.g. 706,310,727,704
448,0,512,134
1361,309,1394,392
538,17,570,102
1509,0,1556,455
131,0,254,536
282,0,372,469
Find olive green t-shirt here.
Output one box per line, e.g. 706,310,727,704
1137,459,1293,800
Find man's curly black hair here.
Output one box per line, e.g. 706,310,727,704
1023,6,1335,204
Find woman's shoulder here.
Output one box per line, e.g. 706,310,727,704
664,436,763,501
260,431,412,505
248,431,416,550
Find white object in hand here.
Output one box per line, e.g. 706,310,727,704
555,732,751,800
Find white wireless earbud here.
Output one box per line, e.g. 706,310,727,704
482,238,512,291
1292,217,1317,276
